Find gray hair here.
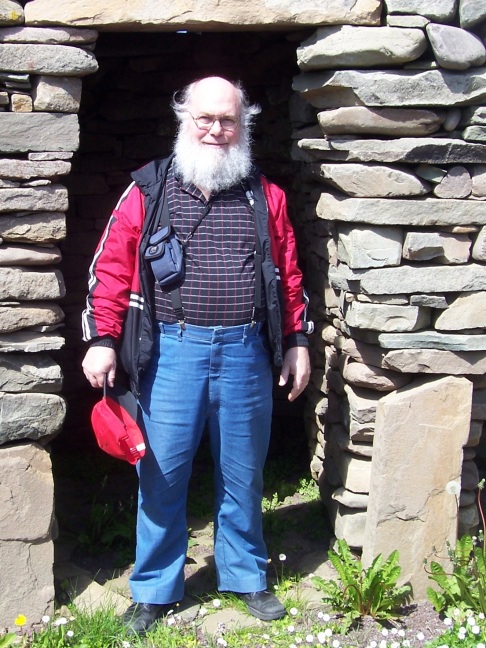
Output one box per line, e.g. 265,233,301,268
172,78,261,131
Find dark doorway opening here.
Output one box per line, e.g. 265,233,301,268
51,29,319,580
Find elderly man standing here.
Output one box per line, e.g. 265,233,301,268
81,76,311,635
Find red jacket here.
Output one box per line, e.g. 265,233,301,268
82,158,310,392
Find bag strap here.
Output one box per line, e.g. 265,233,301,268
243,184,263,326
182,199,214,246
156,190,214,328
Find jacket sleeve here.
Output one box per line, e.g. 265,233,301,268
262,177,310,346
81,183,145,343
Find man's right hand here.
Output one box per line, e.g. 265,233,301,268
82,346,117,388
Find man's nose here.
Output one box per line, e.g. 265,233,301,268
208,119,224,135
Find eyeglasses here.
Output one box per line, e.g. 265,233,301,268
190,114,240,132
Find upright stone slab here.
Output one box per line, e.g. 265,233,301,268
0,442,55,626
362,376,472,599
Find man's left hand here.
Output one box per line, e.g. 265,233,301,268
279,346,311,402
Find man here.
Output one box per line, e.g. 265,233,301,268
81,76,311,635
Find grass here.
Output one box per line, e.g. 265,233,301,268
10,597,481,648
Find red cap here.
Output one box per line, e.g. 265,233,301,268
91,378,146,465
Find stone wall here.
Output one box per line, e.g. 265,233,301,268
0,1,98,625
291,0,486,596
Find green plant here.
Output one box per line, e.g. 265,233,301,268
296,477,320,503
0,633,17,648
426,480,486,616
268,553,302,595
0,615,27,647
312,538,411,624
427,608,486,647
262,491,284,514
29,609,128,648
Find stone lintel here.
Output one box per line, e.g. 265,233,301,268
24,0,382,29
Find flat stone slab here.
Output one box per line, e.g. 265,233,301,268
329,263,486,295
0,352,62,392
70,578,129,616
298,137,486,164
382,348,486,374
0,267,65,300
342,358,410,391
293,68,486,109
0,43,98,76
297,26,426,70
346,301,430,332
316,106,444,136
385,0,457,22
0,26,98,44
0,185,68,212
435,291,486,330
337,224,402,268
355,330,486,351
318,192,486,226
0,303,64,335
0,212,66,244
0,245,61,266
0,113,79,153
0,158,71,179
0,330,64,351
314,163,430,197
403,231,471,264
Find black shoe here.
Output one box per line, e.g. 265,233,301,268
122,602,174,635
240,591,287,621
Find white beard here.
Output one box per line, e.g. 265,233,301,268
173,124,253,194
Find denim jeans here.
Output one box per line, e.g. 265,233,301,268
130,321,273,604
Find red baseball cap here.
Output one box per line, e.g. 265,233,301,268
91,378,146,465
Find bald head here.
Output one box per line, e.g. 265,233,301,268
190,76,241,115
172,76,261,130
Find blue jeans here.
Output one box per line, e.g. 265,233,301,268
130,321,273,604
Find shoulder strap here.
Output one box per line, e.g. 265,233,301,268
245,168,267,323
243,185,263,323
155,181,215,329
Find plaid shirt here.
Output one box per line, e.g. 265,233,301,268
153,166,257,326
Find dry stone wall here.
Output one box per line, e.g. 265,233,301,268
291,0,486,587
0,1,98,626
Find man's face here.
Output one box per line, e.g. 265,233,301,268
187,80,241,150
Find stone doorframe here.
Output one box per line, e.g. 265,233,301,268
1,0,486,626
